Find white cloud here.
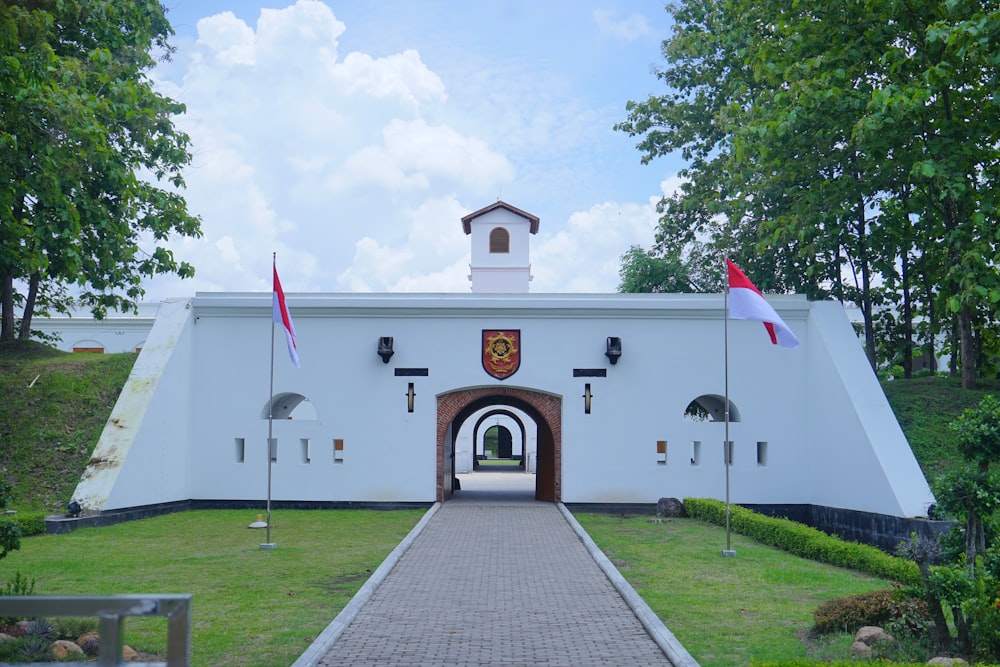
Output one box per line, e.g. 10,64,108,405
592,10,651,41
140,1,677,301
531,198,661,292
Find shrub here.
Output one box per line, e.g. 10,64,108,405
3,512,46,537
0,571,36,626
813,588,930,635
683,498,920,585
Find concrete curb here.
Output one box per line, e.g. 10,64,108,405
558,503,701,667
291,502,441,667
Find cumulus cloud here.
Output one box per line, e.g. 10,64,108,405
141,1,677,300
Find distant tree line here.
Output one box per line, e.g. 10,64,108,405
616,0,1000,389
0,1,200,343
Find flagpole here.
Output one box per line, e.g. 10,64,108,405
723,262,736,557
263,252,277,550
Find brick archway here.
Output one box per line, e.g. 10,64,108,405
437,387,561,503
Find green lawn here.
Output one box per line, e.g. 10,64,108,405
1,508,896,666
574,513,890,666
0,510,423,666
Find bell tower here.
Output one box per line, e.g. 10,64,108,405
462,201,539,293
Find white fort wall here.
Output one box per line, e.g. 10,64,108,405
72,292,935,519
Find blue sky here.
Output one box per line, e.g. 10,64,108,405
145,0,683,298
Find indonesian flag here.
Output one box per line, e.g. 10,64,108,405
273,262,300,367
726,259,799,349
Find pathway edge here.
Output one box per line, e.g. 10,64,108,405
558,503,701,667
291,502,442,667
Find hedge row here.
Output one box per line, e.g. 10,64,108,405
683,498,920,586
0,513,46,537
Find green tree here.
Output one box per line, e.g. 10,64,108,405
617,245,705,293
0,0,201,341
617,0,1000,383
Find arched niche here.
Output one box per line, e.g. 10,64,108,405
684,394,741,422
261,392,318,420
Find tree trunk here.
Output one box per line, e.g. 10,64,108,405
0,271,14,342
948,315,958,376
855,206,876,371
924,269,937,373
18,272,40,340
901,252,913,378
917,560,951,649
959,305,976,388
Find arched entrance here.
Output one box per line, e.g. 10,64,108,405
472,409,528,470
438,387,561,503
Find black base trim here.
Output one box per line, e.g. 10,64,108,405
564,502,954,553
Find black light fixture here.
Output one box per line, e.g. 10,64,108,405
378,336,394,363
605,336,622,365
406,382,416,412
67,500,81,518
583,383,593,414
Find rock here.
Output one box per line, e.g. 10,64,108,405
0,633,14,643
123,644,138,661
77,631,100,656
51,640,84,659
849,640,872,658
927,658,969,666
856,625,894,645
656,497,686,518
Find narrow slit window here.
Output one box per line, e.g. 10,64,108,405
301,438,311,464
334,438,344,464
657,440,667,466
757,441,768,466
235,438,245,463
691,441,701,466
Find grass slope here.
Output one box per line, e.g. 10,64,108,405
881,375,1000,480
0,343,136,512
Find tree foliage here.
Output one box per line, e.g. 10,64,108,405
617,245,708,293
0,0,201,341
618,0,1000,385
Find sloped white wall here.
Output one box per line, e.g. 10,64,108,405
73,299,194,510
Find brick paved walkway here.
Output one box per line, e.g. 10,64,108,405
295,474,698,666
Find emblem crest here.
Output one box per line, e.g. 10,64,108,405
482,330,520,380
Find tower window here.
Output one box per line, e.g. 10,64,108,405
489,227,510,253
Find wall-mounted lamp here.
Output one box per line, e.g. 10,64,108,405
378,336,394,363
605,336,622,365
583,383,593,414
406,382,416,413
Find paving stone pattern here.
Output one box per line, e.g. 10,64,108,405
317,501,673,666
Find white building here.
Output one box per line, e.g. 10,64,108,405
50,202,940,548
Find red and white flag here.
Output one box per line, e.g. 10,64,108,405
273,262,300,367
726,259,799,349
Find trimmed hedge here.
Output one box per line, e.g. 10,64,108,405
0,513,46,537
683,498,920,586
